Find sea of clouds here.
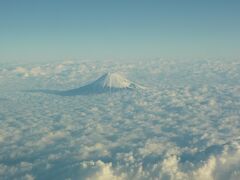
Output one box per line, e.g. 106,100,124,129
0,59,240,180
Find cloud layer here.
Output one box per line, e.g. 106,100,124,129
0,59,240,179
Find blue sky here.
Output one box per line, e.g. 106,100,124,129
0,0,240,62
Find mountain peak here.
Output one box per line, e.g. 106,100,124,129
29,72,145,96
94,72,132,89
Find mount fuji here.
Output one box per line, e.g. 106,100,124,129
29,72,145,96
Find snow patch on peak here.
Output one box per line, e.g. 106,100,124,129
95,72,132,89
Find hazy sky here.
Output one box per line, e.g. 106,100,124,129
0,0,240,62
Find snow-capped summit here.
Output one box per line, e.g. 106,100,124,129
65,72,144,95
91,72,134,89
